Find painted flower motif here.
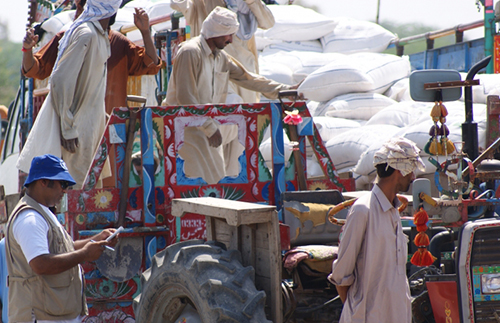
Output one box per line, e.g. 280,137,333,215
93,191,114,209
249,119,257,132
249,169,256,182
252,183,260,196
202,187,221,198
309,181,328,191
98,280,116,298
248,137,254,150
283,109,303,125
250,152,258,168
76,213,87,225
156,213,165,223
165,124,172,139
167,143,175,157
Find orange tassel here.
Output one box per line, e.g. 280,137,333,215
411,247,437,267
414,232,430,247
422,249,437,266
416,224,428,232
413,208,429,226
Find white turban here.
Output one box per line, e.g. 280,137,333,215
53,0,122,70
373,137,425,176
201,6,240,39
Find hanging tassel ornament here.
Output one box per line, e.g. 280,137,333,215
425,101,455,156
410,207,437,267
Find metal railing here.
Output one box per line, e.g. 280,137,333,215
391,20,485,56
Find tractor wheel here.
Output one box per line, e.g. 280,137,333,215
133,239,271,323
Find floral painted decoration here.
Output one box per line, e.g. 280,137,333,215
283,109,303,125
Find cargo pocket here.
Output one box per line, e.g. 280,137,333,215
42,270,76,316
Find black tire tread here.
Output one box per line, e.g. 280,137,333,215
133,240,271,323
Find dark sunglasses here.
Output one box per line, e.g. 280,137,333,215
58,181,72,190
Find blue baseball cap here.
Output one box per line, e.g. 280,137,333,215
24,154,76,187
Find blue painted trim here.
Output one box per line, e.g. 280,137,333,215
271,103,285,210
141,108,156,225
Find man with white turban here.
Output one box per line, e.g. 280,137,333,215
17,0,121,188
170,0,275,103
328,137,424,323
163,6,295,184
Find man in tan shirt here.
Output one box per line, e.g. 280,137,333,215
6,154,118,321
163,6,295,184
171,0,275,103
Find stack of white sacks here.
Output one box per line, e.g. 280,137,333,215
258,5,500,190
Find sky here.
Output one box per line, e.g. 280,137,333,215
0,0,488,43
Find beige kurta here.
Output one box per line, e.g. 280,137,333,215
164,35,289,106
164,35,288,184
17,21,111,188
328,185,411,323
179,122,243,184
170,0,275,102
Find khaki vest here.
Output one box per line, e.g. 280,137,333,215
5,194,88,322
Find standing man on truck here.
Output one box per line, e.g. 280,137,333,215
5,154,118,322
16,0,124,189
163,6,296,184
328,137,425,323
21,0,161,115
170,0,275,103
19,0,162,188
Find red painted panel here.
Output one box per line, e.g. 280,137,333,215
426,281,460,323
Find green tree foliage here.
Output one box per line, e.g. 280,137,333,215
0,21,22,108
380,21,456,55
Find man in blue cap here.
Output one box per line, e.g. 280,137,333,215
5,154,119,323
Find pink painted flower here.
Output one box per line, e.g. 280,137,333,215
283,109,302,125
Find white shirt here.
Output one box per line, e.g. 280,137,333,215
12,204,82,323
328,185,411,323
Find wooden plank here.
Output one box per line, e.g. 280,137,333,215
255,224,270,249
205,216,216,241
229,225,240,252
172,198,275,226
213,219,231,248
255,247,271,278
241,225,256,268
268,211,282,323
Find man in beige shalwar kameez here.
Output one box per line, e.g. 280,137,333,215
17,0,120,188
328,137,425,323
164,7,293,184
170,0,275,103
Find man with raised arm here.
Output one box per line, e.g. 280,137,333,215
21,0,161,115
17,0,123,188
